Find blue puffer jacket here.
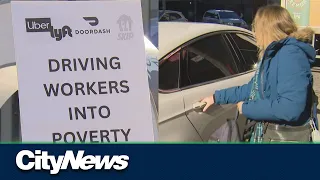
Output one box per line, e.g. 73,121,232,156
214,32,316,125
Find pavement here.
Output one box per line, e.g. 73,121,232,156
312,69,320,121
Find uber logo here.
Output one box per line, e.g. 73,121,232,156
25,18,72,41
25,18,52,32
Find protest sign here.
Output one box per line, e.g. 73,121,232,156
10,0,155,142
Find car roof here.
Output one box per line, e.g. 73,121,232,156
206,9,235,13
158,22,252,59
160,10,182,14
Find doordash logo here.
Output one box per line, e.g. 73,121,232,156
15,150,129,175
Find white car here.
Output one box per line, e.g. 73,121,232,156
158,22,258,141
0,36,159,142
159,10,188,22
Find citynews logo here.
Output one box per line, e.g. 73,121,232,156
16,150,129,175
25,17,110,41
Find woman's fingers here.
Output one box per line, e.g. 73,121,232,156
200,98,206,103
201,97,210,112
199,96,214,112
202,103,210,112
237,101,244,114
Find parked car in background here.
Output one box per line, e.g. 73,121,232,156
202,10,248,29
159,10,188,22
158,22,258,141
0,36,159,142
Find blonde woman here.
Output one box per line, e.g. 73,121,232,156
200,5,317,142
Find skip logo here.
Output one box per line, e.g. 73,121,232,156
25,18,72,41
117,14,134,40
25,17,111,42
16,150,129,175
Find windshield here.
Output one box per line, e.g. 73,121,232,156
219,11,240,19
159,10,165,17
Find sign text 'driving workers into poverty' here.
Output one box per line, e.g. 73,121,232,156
10,1,155,142
45,56,130,142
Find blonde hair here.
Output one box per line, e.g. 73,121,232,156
252,5,313,59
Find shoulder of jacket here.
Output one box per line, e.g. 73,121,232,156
274,45,306,63
275,45,310,69
277,44,302,54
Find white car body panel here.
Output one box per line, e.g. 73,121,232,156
0,66,18,108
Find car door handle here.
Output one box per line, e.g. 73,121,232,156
193,101,207,110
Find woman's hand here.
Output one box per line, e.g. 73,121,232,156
200,95,215,112
237,101,244,114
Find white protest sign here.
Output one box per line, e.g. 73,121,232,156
10,0,155,142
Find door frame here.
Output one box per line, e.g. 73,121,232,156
159,30,255,93
224,32,257,71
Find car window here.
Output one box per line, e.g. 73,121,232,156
159,51,180,90
159,13,170,21
159,10,164,17
206,12,218,19
229,33,258,71
169,13,182,21
212,13,219,19
219,11,240,19
182,34,237,87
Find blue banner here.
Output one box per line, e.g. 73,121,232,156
0,144,319,179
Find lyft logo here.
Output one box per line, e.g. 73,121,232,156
25,18,73,41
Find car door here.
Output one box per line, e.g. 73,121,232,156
181,33,254,141
224,32,259,135
158,49,202,142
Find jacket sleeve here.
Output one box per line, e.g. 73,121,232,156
242,45,312,122
214,77,254,105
